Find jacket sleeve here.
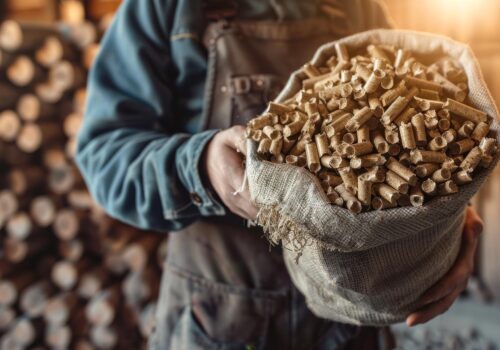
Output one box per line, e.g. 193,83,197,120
76,0,226,232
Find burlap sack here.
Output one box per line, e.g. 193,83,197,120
245,29,500,326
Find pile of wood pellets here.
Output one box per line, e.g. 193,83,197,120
246,44,498,213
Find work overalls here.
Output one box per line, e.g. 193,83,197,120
150,4,383,350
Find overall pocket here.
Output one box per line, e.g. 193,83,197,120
171,302,268,350
230,74,284,126
163,265,282,350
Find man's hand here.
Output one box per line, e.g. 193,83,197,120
406,206,483,326
202,126,258,220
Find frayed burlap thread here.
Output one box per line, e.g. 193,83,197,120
256,205,313,262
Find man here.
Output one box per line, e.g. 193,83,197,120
76,0,484,349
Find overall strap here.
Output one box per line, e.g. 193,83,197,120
203,0,350,23
203,0,238,22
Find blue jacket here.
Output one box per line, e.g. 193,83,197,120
76,0,392,232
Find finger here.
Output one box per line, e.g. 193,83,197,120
417,254,469,306
464,206,483,239
219,191,249,218
221,126,246,151
416,259,470,307
233,190,259,220
233,204,258,221
228,158,246,192
221,162,257,220
228,194,258,220
407,285,462,326
460,211,481,272
235,132,248,156
217,147,245,186
245,203,259,220
228,205,253,221
417,209,482,306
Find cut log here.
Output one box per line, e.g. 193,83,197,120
67,190,94,210
59,239,84,262
16,122,62,153
157,237,168,268
78,268,109,299
30,196,57,227
49,60,85,91
10,317,40,348
4,234,51,263
89,325,117,350
0,20,56,52
99,14,115,35
58,22,97,49
8,167,46,196
83,43,99,70
0,190,18,226
122,268,158,307
139,302,157,338
43,292,77,325
5,212,33,240
53,208,83,240
74,339,96,350
85,287,120,326
121,235,158,273
35,35,75,68
0,282,16,307
45,324,72,349
51,259,88,291
0,307,15,331
49,164,82,195
73,88,87,114
0,271,35,306
66,137,77,158
20,281,55,317
17,94,56,122
13,124,40,154
106,224,136,253
0,333,23,350
63,112,83,138
0,110,21,142
35,81,64,104
43,148,67,169
104,252,128,276
6,56,45,87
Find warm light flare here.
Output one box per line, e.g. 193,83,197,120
385,0,499,43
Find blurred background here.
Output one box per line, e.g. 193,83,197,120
0,0,498,349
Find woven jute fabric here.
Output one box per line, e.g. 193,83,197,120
245,29,500,325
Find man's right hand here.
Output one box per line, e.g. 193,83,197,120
202,126,258,220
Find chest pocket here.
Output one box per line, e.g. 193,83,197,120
230,74,284,126
201,18,346,130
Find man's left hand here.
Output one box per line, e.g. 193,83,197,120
406,206,483,327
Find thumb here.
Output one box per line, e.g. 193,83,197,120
464,206,483,240
223,125,248,156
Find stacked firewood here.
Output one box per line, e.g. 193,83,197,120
0,19,166,349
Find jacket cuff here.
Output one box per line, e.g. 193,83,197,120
175,129,226,217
